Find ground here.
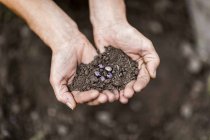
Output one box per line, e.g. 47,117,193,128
0,0,210,140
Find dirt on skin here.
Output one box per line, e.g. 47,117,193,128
69,47,138,91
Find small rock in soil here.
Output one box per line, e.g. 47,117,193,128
68,47,138,91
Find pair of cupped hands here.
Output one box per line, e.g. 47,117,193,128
51,21,160,110
0,0,160,110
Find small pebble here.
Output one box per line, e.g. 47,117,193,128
83,85,87,89
131,62,136,67
123,72,126,75
113,80,121,86
105,66,112,72
116,65,120,70
104,79,111,84
119,72,123,77
105,57,109,61
103,56,106,59
84,70,89,75
131,76,136,80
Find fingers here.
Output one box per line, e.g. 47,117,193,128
123,81,135,98
140,40,160,78
87,90,120,106
103,90,116,102
72,90,99,104
113,90,120,100
87,93,108,106
50,79,76,110
133,64,150,92
119,90,128,104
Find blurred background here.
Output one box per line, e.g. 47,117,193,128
0,0,210,140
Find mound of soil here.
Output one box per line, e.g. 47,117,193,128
68,47,139,91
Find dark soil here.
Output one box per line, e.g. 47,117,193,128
69,47,138,91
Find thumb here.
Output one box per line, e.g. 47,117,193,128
50,77,76,110
94,33,109,53
81,41,99,64
140,40,160,78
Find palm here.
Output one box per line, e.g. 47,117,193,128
93,23,160,103
50,36,100,109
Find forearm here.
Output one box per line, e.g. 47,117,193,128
89,0,127,28
0,0,79,52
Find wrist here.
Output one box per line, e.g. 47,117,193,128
89,0,127,29
39,22,81,53
90,16,127,30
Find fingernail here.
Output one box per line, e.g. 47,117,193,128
66,102,74,110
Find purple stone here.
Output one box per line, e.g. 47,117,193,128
94,71,101,77
106,72,113,79
98,64,104,69
100,76,106,81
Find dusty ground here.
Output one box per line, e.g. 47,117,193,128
0,0,210,140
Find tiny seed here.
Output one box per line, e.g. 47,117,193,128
105,66,112,72
94,71,101,77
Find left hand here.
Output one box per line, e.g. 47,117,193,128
91,21,160,104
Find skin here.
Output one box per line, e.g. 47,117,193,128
0,0,101,109
89,0,160,104
0,0,160,108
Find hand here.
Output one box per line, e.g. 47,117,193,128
92,22,160,104
89,0,160,104
1,0,112,109
50,33,102,109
